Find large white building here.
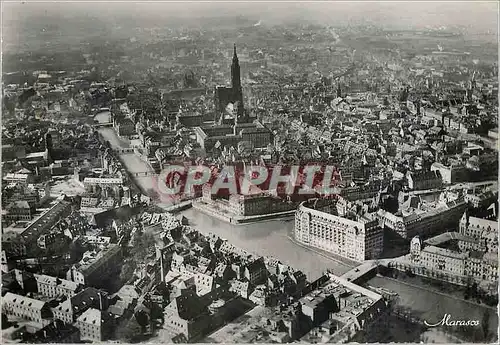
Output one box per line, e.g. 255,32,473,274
75,308,114,342
2,292,52,327
377,194,466,239
34,274,82,298
459,213,498,250
406,211,499,294
294,199,383,262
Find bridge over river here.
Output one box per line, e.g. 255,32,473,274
134,171,158,177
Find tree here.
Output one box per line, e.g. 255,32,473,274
482,309,491,340
120,260,137,284
2,313,11,329
115,317,143,342
471,325,485,342
135,310,149,333
130,232,156,263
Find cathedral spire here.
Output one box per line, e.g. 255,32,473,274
231,44,241,91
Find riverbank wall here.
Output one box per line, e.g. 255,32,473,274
192,200,296,225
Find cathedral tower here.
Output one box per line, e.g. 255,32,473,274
231,44,242,91
214,44,246,122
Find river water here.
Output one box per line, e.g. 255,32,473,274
368,276,498,337
94,111,111,124
98,126,158,197
180,208,353,280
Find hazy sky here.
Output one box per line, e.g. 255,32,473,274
3,1,499,33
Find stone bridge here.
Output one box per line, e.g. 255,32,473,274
114,148,135,154
94,122,113,128
134,171,158,177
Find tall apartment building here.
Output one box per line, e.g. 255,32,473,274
294,200,383,262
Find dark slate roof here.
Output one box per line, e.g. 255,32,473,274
174,289,209,321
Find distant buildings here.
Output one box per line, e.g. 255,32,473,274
1,22,499,345
194,121,272,151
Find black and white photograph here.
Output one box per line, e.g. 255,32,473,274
1,1,498,343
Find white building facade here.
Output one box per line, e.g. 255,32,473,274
294,202,383,262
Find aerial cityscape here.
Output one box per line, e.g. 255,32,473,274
1,2,498,344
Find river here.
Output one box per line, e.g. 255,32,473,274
367,276,498,337
94,111,111,124
98,126,159,198
179,207,352,280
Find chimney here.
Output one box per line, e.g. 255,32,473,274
98,292,103,310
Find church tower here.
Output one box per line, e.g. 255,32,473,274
214,44,246,123
231,44,242,91
231,44,244,119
